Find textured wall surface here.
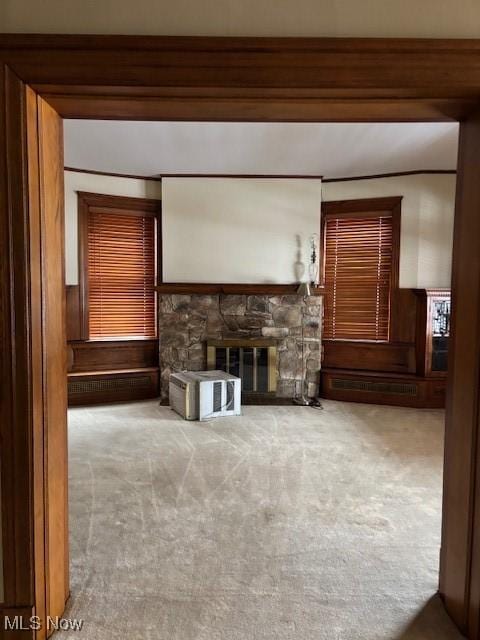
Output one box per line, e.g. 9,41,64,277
158,294,322,400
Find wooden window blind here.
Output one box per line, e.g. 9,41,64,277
87,210,156,339
323,212,393,341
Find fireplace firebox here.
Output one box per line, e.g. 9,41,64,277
207,338,277,394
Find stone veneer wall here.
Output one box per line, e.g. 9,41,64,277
158,294,322,401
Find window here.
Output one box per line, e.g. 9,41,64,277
322,197,401,342
79,192,160,340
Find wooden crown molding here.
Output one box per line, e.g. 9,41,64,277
66,167,324,180
77,190,161,211
322,169,457,182
65,166,457,184
321,195,403,215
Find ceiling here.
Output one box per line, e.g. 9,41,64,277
64,121,459,180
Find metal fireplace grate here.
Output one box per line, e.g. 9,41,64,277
207,340,277,393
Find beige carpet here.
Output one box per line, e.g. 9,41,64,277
58,400,464,639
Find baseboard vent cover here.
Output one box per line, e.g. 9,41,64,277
331,378,418,396
69,376,152,395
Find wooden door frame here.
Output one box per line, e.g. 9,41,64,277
1,34,480,638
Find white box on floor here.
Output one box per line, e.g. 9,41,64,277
169,370,241,421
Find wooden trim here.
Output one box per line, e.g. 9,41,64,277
321,196,403,216
25,85,47,635
37,95,69,623
145,173,325,179
2,35,480,123
320,368,446,408
390,199,402,302
2,34,480,51
64,166,457,184
1,67,67,638
441,110,480,635
77,190,161,213
156,283,325,295
67,338,159,373
65,167,325,180
322,169,457,182
77,191,162,341
77,192,89,340
65,166,162,181
0,64,37,611
65,284,81,341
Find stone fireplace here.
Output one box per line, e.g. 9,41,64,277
158,293,322,402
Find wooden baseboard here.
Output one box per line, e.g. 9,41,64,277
320,368,446,408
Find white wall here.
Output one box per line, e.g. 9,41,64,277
64,171,162,285
64,171,456,288
322,173,456,289
2,0,480,38
162,178,322,284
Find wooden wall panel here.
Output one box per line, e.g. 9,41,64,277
440,111,480,637
0,66,38,615
322,340,416,374
390,288,418,344
66,285,81,341
321,369,446,408
0,69,56,638
67,339,158,373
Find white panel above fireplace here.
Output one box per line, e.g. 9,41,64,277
162,177,322,284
